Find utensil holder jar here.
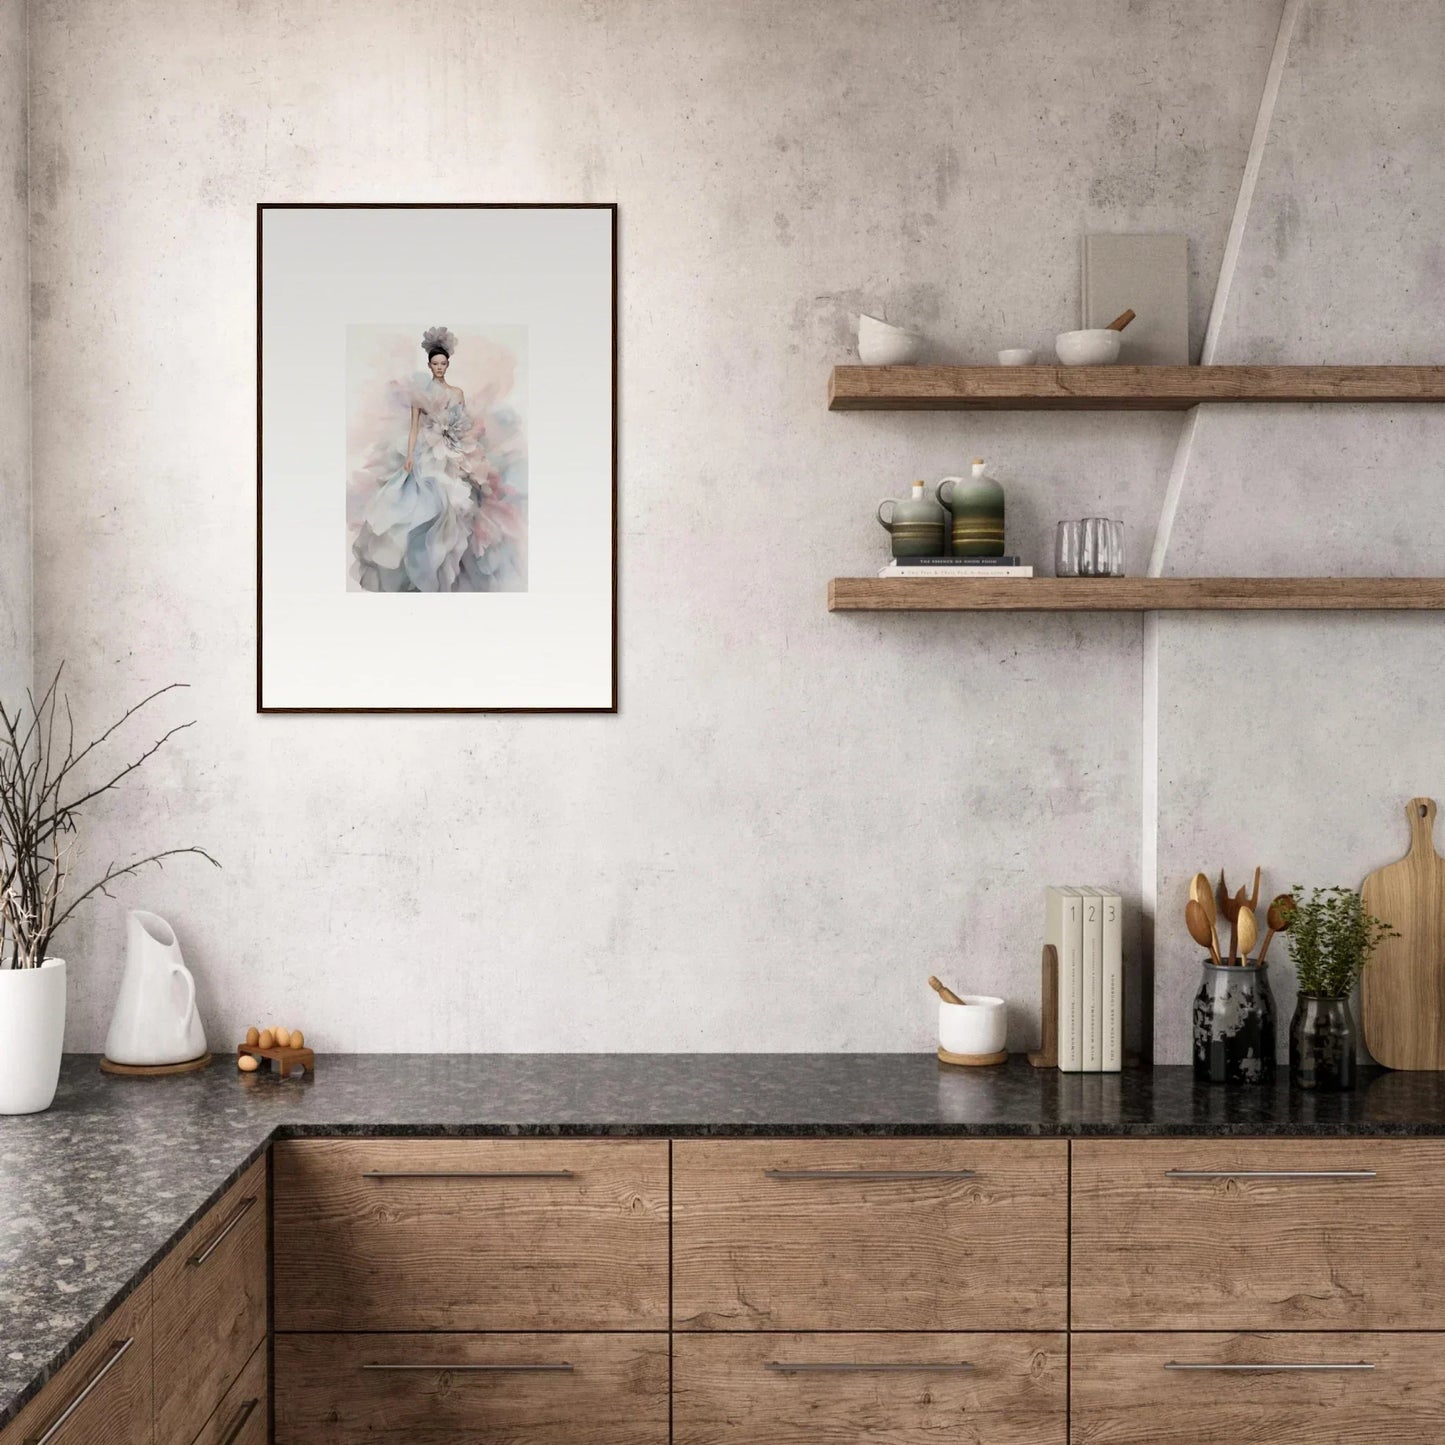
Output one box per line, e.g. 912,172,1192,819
1192,958,1277,1085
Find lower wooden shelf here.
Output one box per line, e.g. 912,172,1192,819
828,577,1445,612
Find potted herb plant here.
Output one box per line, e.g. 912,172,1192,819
1285,886,1397,1092
0,669,217,1114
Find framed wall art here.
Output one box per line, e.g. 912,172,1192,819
257,203,617,712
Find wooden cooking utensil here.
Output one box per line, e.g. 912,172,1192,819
1190,873,1221,957
1361,797,1445,1070
1216,870,1240,923
928,975,966,1006
1106,308,1136,331
1236,904,1259,963
1249,866,1261,911
1256,893,1295,964
1186,899,1222,966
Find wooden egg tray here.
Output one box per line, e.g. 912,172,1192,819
236,1043,315,1077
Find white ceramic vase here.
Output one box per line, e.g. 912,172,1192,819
104,911,207,1066
0,958,67,1114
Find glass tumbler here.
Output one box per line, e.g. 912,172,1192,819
1054,521,1081,577
1109,519,1126,577
1080,517,1111,577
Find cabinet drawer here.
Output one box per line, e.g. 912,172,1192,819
673,1139,1067,1329
674,1332,1066,1444
274,1332,668,1444
152,1155,268,1445
273,1138,668,1330
0,1282,152,1445
1071,1332,1445,1443
191,1339,266,1445
1072,1139,1445,1329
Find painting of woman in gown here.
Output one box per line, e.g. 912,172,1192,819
347,325,527,592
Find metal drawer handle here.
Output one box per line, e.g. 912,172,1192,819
1165,1362,1375,1372
188,1196,258,1267
1163,1170,1376,1181
766,1361,975,1374
217,1396,260,1445
362,1362,574,1372
763,1169,977,1181
361,1170,577,1180
24,1338,134,1445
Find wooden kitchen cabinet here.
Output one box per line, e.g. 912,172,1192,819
674,1332,1067,1444
272,1137,669,1330
151,1156,268,1445
188,1340,266,1445
673,1138,1068,1329
0,1281,152,1445
274,1331,669,1444
1071,1138,1445,1329
1070,1331,1445,1443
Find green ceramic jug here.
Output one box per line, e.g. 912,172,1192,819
877,481,946,558
935,459,1005,557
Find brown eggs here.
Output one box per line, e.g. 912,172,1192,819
289,1029,304,1048
257,1028,275,1050
274,1026,292,1048
244,1026,260,1047
237,1053,260,1072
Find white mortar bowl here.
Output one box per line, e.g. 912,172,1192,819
938,995,1007,1056
997,347,1036,366
1055,329,1121,366
857,314,924,365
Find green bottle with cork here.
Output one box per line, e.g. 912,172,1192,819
877,480,946,559
936,459,1005,557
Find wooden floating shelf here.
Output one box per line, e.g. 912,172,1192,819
828,577,1445,612
827,364,1445,411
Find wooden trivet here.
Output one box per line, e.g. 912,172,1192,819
237,1043,315,1076
100,1053,212,1077
1028,943,1059,1068
937,1046,1009,1068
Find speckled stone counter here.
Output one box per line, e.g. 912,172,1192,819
4,1053,1445,1426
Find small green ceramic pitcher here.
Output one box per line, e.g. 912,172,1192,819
936,459,1005,557
877,481,946,558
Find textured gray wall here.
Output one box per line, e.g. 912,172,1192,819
0,0,29,705
22,0,1433,1059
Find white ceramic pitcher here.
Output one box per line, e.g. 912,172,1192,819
104,911,207,1066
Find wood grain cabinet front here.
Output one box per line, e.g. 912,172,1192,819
273,1138,669,1330
673,1332,1067,1444
188,1340,266,1445
673,1139,1068,1329
151,1155,268,1445
1071,1139,1445,1329
1070,1332,1445,1444
274,1332,669,1444
0,1281,152,1445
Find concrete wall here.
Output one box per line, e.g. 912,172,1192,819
19,0,1436,1058
0,1,28,705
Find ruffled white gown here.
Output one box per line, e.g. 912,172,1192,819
350,376,525,593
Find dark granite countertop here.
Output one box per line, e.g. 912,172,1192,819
4,1052,1445,1425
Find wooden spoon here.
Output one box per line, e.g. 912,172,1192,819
1106,308,1136,331
1189,873,1221,959
1256,893,1295,965
1236,904,1259,963
1226,886,1249,962
1186,899,1223,966
928,975,965,1006
1248,866,1261,911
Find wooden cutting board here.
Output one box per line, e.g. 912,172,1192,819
1362,797,1445,1069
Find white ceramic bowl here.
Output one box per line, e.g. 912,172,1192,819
938,995,1007,1056
997,348,1036,366
1055,329,1121,366
857,313,924,365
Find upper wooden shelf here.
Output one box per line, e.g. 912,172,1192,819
827,365,1445,411
828,577,1445,612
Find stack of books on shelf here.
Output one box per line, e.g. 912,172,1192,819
880,556,1033,578
1045,885,1122,1073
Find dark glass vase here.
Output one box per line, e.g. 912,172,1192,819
1193,959,1277,1085
1289,994,1357,1091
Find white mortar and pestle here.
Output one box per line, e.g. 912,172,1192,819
929,975,1008,1067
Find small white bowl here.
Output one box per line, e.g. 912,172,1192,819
938,995,1007,1056
858,313,924,366
1055,329,1121,366
997,348,1036,366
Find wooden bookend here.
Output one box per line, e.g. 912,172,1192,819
1027,943,1059,1068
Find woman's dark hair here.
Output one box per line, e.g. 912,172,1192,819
427,347,450,362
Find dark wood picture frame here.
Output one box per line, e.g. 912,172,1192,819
256,202,618,714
